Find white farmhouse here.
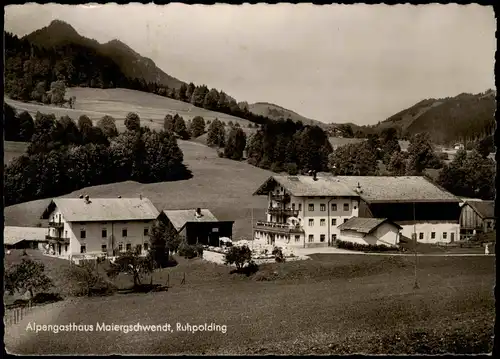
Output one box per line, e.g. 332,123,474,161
253,173,461,248
253,173,361,248
40,195,159,260
337,217,402,247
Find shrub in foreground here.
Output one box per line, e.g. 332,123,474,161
336,240,399,252
225,245,253,271
178,242,203,259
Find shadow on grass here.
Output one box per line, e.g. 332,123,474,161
117,284,169,295
6,292,63,309
229,262,259,277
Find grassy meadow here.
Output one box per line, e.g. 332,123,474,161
4,87,254,132
4,250,495,355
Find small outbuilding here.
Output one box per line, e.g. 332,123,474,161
4,226,49,250
161,208,234,246
337,217,402,247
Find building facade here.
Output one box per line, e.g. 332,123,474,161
161,208,234,246
253,174,461,248
337,217,402,247
253,174,360,248
459,200,495,240
40,196,159,260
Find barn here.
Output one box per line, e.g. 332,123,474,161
4,226,49,250
161,208,234,246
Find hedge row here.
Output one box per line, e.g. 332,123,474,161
336,240,400,252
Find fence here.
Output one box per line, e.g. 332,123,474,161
4,300,39,327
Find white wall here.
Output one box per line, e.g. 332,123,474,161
254,231,304,249
400,222,459,244
260,183,361,248
48,206,153,258
339,223,400,247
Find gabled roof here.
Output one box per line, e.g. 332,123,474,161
337,217,402,234
253,175,460,203
163,209,227,232
41,198,160,222
253,175,359,197
466,200,495,219
4,226,48,245
336,176,460,203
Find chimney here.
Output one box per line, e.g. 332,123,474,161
79,194,84,199
117,195,122,198
84,195,90,204
195,208,202,218
355,182,363,194
139,194,142,200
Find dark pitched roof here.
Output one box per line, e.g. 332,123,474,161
337,217,402,234
466,200,495,219
163,209,223,232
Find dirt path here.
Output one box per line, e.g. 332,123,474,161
4,300,70,354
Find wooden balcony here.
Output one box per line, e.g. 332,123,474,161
267,207,299,217
45,235,70,244
48,221,64,229
254,221,304,234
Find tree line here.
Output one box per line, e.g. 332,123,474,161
4,111,191,206
4,32,273,127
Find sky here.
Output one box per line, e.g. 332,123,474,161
4,3,496,125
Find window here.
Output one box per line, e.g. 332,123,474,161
122,229,128,237
309,219,314,226
331,203,337,211
344,218,349,223
443,232,447,239
331,218,337,226
101,244,107,252
118,244,123,252
136,245,142,253
419,232,424,240
332,234,337,241
64,230,68,238
320,204,326,211
292,203,295,210
80,245,86,254
102,229,107,238
344,203,349,211
320,219,326,226
64,244,68,252
144,227,149,236
212,228,219,233
431,232,436,239
126,243,132,251
320,234,325,242
308,204,314,211
450,233,455,242
295,235,300,242
80,230,86,239
487,222,491,228
308,234,314,242
144,243,149,251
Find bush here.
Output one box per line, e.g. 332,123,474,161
272,247,285,263
177,242,203,259
32,292,63,304
224,245,253,271
285,162,299,175
270,162,284,173
336,240,399,252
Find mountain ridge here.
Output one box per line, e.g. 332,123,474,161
25,20,185,89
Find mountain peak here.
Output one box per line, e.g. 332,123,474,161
47,19,78,34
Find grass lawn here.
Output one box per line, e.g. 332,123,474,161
399,239,494,255
5,87,252,132
4,139,271,239
3,141,28,164
5,251,495,355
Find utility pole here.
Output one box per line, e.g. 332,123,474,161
413,201,419,290
251,207,254,251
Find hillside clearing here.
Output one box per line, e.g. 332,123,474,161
4,253,495,354
4,87,253,131
3,139,270,239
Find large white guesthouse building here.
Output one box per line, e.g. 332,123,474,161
40,195,159,260
253,173,462,248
